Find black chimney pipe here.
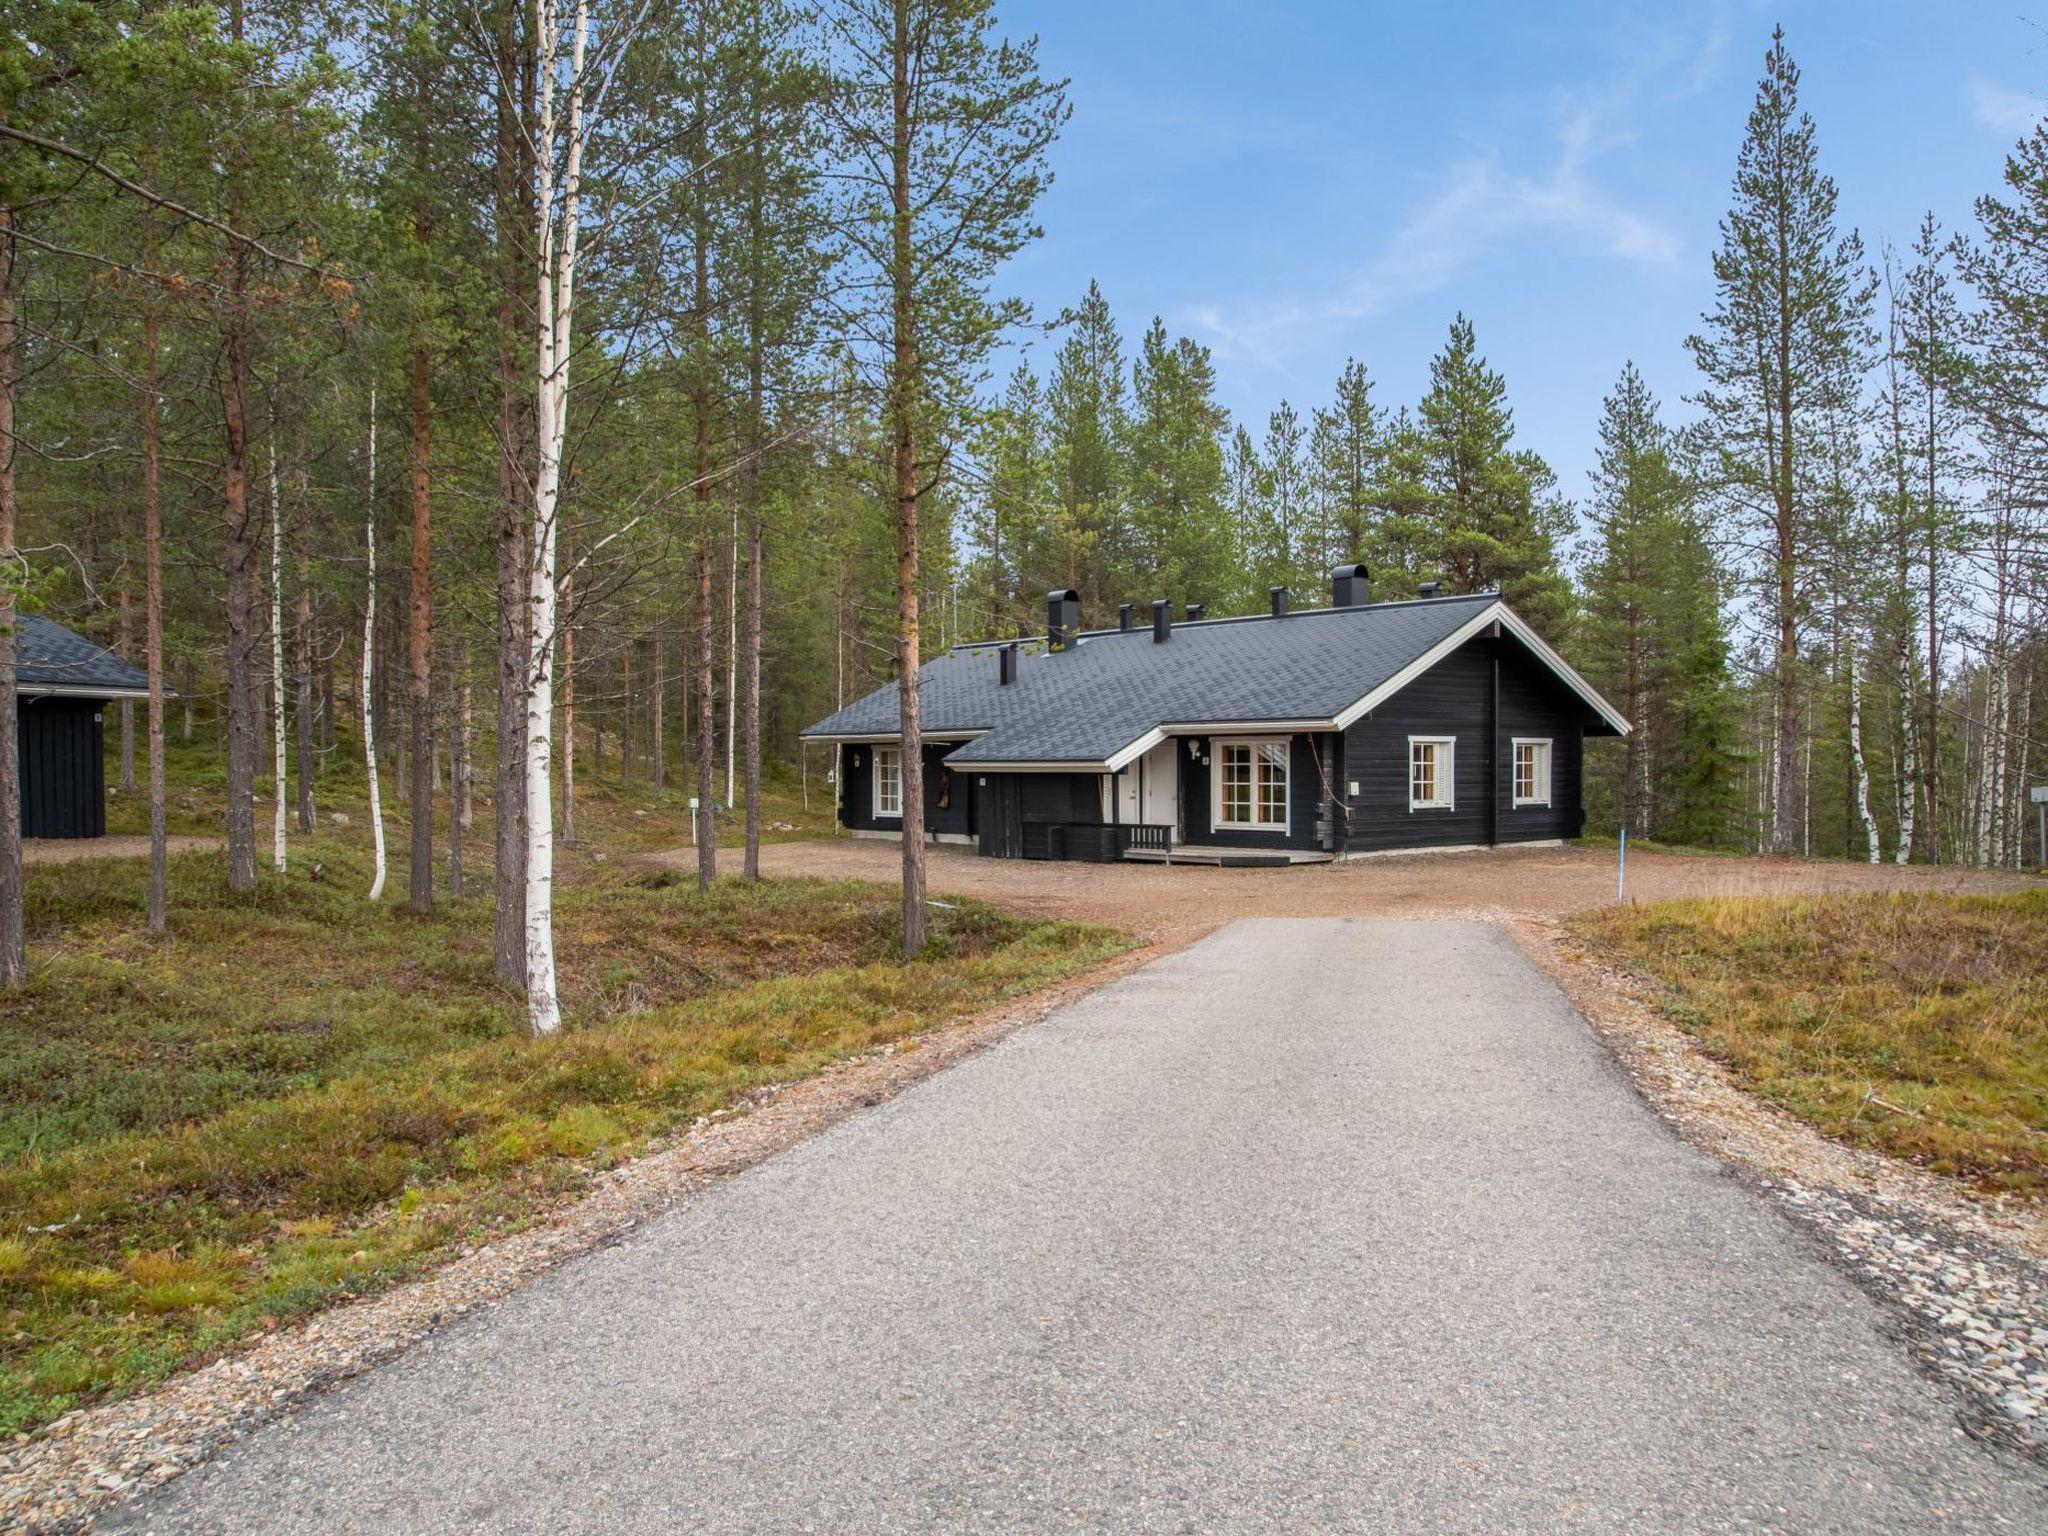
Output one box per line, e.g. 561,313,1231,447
1270,586,1289,618
1417,580,1441,599
1152,599,1171,643
999,642,1018,686
1118,602,1134,632
1046,588,1082,651
1330,563,1370,607
1186,602,1206,622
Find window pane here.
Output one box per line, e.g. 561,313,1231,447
1222,745,1252,823
1411,743,1434,805
876,749,901,815
1257,743,1287,824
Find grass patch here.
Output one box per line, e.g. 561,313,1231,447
1573,890,2048,1195
3,730,1126,1436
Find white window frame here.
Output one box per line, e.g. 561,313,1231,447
1211,737,1290,834
1408,735,1455,811
872,746,903,819
1512,737,1553,808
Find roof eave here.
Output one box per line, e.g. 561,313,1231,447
20,683,151,701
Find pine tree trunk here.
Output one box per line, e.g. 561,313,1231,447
692,106,717,891
118,581,136,793
621,637,633,787
491,0,530,989
408,338,434,912
889,0,927,957
560,565,575,845
141,205,169,935
448,646,465,897
0,210,24,981
650,622,664,793
725,510,737,808
222,219,260,890
294,531,314,834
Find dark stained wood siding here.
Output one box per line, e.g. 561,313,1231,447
1493,649,1587,843
21,698,106,838
1339,634,1593,854
838,741,976,836
1177,733,1332,851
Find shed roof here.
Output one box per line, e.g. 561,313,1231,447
802,592,1628,769
17,615,150,698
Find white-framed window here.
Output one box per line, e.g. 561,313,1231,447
872,747,903,818
1408,736,1455,811
1512,737,1553,808
1213,738,1290,832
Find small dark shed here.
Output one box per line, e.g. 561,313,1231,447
16,615,149,839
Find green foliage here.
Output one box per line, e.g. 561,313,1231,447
1412,314,1572,631
1576,363,1739,845
0,858,1127,1434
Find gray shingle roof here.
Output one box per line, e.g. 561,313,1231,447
17,615,149,696
803,593,1520,765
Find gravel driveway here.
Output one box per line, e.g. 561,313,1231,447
105,918,2044,1534
721,837,2036,949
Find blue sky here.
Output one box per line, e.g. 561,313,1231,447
995,0,2048,504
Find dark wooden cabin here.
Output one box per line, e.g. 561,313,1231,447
16,615,149,839
805,571,1628,866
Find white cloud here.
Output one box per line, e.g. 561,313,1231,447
1184,105,1683,371
1970,78,2042,139
1177,12,1740,371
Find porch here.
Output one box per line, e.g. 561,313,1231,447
1120,844,1334,868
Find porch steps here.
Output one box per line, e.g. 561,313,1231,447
1120,846,1334,867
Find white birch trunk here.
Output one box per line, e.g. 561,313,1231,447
523,0,589,1038
364,391,386,900
269,439,288,873
1847,642,1878,863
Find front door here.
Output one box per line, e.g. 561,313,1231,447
975,774,1023,859
1138,738,1180,842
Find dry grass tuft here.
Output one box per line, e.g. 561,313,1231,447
1573,890,2047,1195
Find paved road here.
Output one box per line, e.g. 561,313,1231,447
107,920,2047,1534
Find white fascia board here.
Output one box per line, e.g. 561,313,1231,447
1329,601,1633,737
800,729,984,744
952,759,1114,773
20,684,149,701
1103,721,1335,774
1102,728,1166,774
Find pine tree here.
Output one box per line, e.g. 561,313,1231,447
1310,359,1380,578
1579,364,1737,844
1046,279,1126,592
1416,314,1571,630
1686,25,1874,854
1126,318,1229,607
1260,400,1308,596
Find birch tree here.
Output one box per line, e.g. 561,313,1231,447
364,391,386,901
269,438,287,872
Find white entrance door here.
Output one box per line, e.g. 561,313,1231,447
1138,739,1180,842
